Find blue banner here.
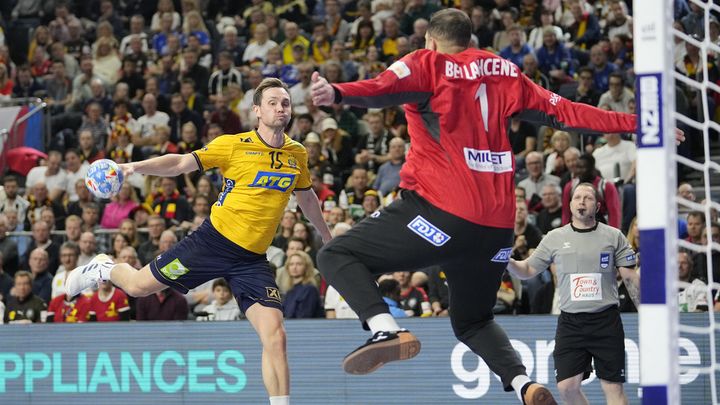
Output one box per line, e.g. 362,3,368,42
0,314,715,404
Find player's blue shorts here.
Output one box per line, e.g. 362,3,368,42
149,219,282,313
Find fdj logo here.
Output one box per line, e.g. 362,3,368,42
407,215,451,247
249,172,296,192
638,74,662,147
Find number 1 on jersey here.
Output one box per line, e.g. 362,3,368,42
475,83,489,132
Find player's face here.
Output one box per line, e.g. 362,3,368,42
255,87,291,130
570,186,599,222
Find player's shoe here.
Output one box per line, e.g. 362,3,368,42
65,254,115,297
342,329,421,374
522,382,557,405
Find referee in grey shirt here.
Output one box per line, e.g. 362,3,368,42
507,182,639,405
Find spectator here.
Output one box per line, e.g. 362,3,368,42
120,16,150,56
243,23,278,65
339,166,370,219
678,251,708,312
513,201,544,261
81,203,101,233
0,176,30,221
0,215,19,276
180,48,210,97
181,11,211,52
100,183,140,229
567,0,601,50
150,177,193,227
200,278,242,321
63,149,89,202
280,22,309,65
280,251,322,318
593,132,636,182
207,93,243,134
28,248,53,302
52,241,81,298
561,146,582,189
562,154,622,228
209,52,243,102
393,271,432,317
325,0,351,43
272,211,298,251
319,117,354,178
136,93,171,146
5,271,46,324
291,221,318,261
677,182,697,203
693,222,720,285
24,220,61,274
519,151,561,213
499,25,533,69
217,26,246,67
570,66,601,107
589,44,619,94
685,211,705,245
136,288,189,320
26,151,68,200
535,27,573,84
361,189,381,218
493,9,518,52
598,73,634,113
151,0,181,32
289,64,314,115
373,137,405,196
93,37,122,86
528,8,564,50
310,168,338,213
508,117,537,163
545,131,571,176
89,280,131,321
0,252,13,300
66,179,93,218
355,111,392,173
79,102,112,151
309,22,332,64
78,232,98,267
168,93,204,144
152,13,178,55
110,233,132,259
605,1,632,40
378,278,407,318
523,53,550,89
536,184,564,235
77,129,105,164
12,65,43,98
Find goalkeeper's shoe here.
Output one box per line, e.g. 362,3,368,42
65,254,114,297
342,329,421,374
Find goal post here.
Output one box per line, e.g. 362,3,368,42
633,0,680,404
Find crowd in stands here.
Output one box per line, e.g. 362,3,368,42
0,0,718,323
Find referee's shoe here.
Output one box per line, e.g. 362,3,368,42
342,329,421,374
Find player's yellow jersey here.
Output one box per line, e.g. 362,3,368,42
192,130,311,254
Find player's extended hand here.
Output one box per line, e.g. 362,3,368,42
310,71,335,106
675,128,686,145
118,163,135,178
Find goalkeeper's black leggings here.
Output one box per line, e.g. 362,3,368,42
317,189,526,391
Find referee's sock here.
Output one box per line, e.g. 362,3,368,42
511,375,531,402
269,395,289,405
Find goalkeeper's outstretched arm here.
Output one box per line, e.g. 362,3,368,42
119,154,199,178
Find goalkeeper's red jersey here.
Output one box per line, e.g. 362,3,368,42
333,48,636,228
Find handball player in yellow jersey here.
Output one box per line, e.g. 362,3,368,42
66,78,332,405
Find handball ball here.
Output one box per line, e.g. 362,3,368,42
85,159,124,199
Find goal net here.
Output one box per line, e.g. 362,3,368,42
635,0,720,404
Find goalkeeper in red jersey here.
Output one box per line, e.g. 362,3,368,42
310,8,682,405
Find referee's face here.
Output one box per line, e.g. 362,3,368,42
570,186,600,222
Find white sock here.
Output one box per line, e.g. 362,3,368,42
269,395,289,405
511,375,532,402
366,313,401,334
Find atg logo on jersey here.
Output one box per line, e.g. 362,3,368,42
637,73,663,147
600,252,610,269
464,148,513,173
249,171,296,192
407,215,451,247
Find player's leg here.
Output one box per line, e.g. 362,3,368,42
245,303,289,403
441,233,554,405
317,191,461,373
110,263,167,297
556,374,589,405
66,253,166,297
599,379,627,405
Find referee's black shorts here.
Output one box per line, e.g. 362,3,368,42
553,305,626,383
